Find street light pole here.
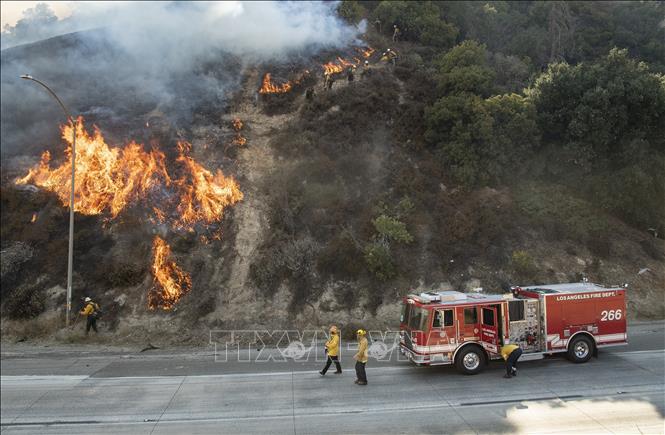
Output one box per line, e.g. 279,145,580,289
20,74,76,327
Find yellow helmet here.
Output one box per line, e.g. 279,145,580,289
356,329,366,336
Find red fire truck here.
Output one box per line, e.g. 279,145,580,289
399,282,627,374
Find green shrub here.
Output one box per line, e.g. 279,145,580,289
373,214,413,244
364,241,396,281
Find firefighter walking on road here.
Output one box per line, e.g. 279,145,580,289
501,341,522,378
354,329,369,385
80,297,101,336
320,325,342,375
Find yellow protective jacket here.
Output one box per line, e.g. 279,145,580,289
80,302,99,317
500,344,519,361
325,333,339,357
355,337,368,363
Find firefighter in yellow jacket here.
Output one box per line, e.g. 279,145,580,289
319,325,342,375
500,341,522,378
354,329,369,385
80,297,101,335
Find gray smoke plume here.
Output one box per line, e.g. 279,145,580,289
1,1,361,159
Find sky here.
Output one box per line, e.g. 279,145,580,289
1,1,74,28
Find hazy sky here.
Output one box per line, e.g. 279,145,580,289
1,1,74,28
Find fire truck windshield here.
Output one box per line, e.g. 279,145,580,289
402,304,429,331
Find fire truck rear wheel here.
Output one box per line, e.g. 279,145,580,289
567,335,594,363
455,346,486,375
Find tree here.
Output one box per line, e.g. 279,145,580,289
337,1,364,24
425,93,493,186
434,40,495,96
530,48,665,161
372,1,458,49
425,92,540,186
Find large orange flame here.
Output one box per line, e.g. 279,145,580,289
173,141,243,229
148,235,192,311
15,118,243,232
258,73,293,94
16,118,170,217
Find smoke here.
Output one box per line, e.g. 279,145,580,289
1,1,361,158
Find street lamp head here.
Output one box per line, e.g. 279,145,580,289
20,74,33,80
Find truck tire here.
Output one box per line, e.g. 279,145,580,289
567,335,594,363
455,345,486,375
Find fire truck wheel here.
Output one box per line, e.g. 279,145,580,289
567,335,594,363
455,346,486,375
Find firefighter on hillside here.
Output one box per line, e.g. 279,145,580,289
319,325,342,375
347,67,355,83
354,329,369,385
392,24,400,42
80,297,101,335
381,48,399,67
500,341,523,378
361,60,372,80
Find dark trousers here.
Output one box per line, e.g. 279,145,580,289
321,355,341,374
506,348,523,374
86,316,98,334
355,361,367,383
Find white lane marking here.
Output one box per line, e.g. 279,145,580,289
1,349,662,383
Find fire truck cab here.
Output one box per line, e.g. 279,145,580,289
399,282,627,375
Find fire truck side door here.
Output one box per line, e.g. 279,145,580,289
430,309,456,348
480,306,499,354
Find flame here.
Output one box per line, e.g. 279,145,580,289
231,136,247,147
322,57,360,75
259,73,293,94
148,236,192,310
358,46,375,58
16,118,170,217
15,118,243,232
232,118,243,132
173,141,243,229
30,213,37,223
258,71,310,94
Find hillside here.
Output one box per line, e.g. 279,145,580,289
1,1,664,344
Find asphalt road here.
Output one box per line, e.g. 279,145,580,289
1,321,663,434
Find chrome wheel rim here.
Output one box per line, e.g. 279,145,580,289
574,340,589,359
463,352,480,370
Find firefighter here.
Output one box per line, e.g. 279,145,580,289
392,24,400,42
80,297,101,335
353,329,369,385
500,341,523,378
322,72,330,91
319,325,342,375
347,67,355,83
327,74,336,90
361,60,372,80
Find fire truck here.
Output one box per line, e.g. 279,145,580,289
399,282,627,374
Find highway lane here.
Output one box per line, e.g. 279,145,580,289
1,349,663,434
1,321,663,434
1,321,663,377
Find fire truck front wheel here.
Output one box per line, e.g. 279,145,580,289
455,345,486,375
567,335,594,363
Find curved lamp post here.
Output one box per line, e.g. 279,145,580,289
20,74,76,327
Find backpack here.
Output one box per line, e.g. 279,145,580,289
91,302,102,319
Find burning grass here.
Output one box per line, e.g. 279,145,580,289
148,236,192,311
